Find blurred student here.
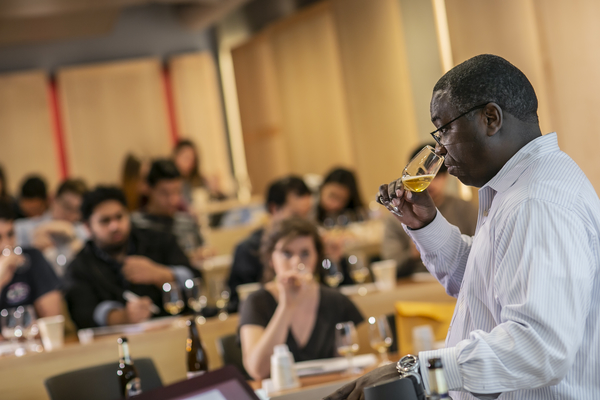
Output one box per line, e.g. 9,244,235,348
16,175,49,219
131,159,205,264
173,139,225,209
14,179,88,276
64,186,198,329
227,176,312,312
315,168,365,227
121,153,149,212
0,201,62,318
381,144,477,277
239,217,363,380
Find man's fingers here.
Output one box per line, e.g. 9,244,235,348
323,380,356,400
377,184,390,205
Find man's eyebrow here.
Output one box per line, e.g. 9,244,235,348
431,115,440,123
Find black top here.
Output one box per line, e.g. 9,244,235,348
227,228,265,312
0,248,60,310
63,228,198,329
239,286,364,362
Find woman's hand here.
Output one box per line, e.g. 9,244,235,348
276,269,313,310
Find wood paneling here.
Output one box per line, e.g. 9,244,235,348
269,3,355,177
232,33,291,196
532,0,600,193
169,52,235,195
0,70,60,194
332,0,420,200
58,58,172,186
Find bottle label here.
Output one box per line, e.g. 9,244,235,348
125,378,142,398
187,371,206,379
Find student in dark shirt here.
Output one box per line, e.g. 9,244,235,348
227,176,313,312
130,159,204,263
239,217,364,381
15,175,49,220
64,186,198,329
0,201,62,317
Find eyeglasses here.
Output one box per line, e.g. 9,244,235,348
429,103,488,145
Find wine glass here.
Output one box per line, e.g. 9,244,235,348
162,282,185,316
322,259,344,288
21,305,42,354
210,280,230,321
348,255,369,285
184,278,208,324
368,315,393,365
383,145,444,217
335,321,360,375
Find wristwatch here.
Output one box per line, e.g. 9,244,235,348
397,354,422,385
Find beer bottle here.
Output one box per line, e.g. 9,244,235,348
186,317,209,378
427,358,450,399
117,337,142,398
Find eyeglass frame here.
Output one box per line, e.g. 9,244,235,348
429,103,489,145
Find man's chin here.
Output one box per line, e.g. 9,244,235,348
98,239,129,254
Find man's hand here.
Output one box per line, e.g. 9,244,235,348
125,297,154,324
323,363,399,400
122,256,174,287
0,252,24,289
377,181,437,230
32,220,76,250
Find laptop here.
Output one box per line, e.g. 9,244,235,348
134,365,260,400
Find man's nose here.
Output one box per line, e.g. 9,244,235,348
435,142,447,157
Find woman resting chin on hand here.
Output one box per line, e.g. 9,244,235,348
239,217,364,381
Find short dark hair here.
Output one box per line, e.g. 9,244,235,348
56,179,88,198
410,144,447,174
20,176,47,200
0,200,16,221
147,159,181,187
433,54,538,124
81,186,128,221
265,176,311,213
260,217,325,283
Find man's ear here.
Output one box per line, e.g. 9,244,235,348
483,102,503,137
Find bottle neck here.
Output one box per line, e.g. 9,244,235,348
119,341,133,365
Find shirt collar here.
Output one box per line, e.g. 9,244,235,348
482,132,560,194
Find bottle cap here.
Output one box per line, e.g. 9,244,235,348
274,344,290,354
117,337,128,344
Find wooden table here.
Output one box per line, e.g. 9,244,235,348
0,278,452,400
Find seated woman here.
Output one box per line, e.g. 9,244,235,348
316,167,365,227
239,217,364,380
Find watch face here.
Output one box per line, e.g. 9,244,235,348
398,354,419,372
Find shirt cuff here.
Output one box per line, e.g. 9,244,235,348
404,210,455,253
93,300,125,326
170,266,194,288
419,347,462,394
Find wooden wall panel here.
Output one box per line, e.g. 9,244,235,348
444,0,554,137
0,70,60,194
269,3,355,177
532,0,600,193
169,52,235,195
58,58,171,186
332,0,420,200
232,34,291,196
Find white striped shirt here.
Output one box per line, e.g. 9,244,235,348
407,133,600,399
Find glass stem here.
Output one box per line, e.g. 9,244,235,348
346,353,353,375
380,349,389,363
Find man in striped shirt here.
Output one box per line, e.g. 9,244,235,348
326,54,600,399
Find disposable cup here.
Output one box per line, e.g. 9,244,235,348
371,260,397,291
37,315,65,351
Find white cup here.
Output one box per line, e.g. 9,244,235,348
77,328,94,345
371,260,397,291
37,315,65,351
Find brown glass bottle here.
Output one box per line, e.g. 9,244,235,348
117,337,142,398
186,317,209,378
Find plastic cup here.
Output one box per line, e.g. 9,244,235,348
77,328,94,345
371,260,397,291
37,315,65,351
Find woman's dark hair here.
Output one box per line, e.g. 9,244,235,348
173,139,204,188
81,186,128,221
317,167,363,223
260,217,325,283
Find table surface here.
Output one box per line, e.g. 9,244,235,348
0,278,453,400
